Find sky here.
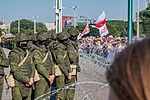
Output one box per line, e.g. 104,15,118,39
0,0,147,23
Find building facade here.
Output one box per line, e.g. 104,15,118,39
44,22,55,31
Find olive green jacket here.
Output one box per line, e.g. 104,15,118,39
8,47,35,84
49,41,71,77
0,47,9,75
32,45,54,79
67,40,81,72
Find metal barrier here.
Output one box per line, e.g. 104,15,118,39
34,82,109,100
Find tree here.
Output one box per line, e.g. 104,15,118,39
139,7,150,35
0,28,2,36
106,20,127,37
10,19,47,35
36,22,47,32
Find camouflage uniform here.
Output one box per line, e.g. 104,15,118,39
32,32,55,100
0,37,9,100
27,34,42,99
28,33,39,52
66,27,81,100
8,33,35,100
49,30,71,100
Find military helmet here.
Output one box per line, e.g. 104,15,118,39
37,32,51,41
29,34,37,41
57,30,70,41
68,27,79,36
14,33,29,42
49,30,57,40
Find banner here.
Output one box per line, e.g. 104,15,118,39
78,24,90,39
99,23,109,36
95,11,109,36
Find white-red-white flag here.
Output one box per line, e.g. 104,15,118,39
94,11,109,36
99,23,109,36
78,24,90,39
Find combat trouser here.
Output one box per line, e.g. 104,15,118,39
12,82,32,100
55,74,66,100
0,75,3,100
66,75,76,100
34,78,51,100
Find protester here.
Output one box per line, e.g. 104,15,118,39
107,37,150,100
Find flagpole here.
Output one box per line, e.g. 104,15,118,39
128,0,133,45
71,5,79,28
137,0,140,40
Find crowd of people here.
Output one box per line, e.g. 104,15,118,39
0,27,80,100
79,36,127,62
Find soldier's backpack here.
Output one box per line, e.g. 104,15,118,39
67,43,78,63
67,43,78,75
34,50,49,82
50,42,67,76
6,50,29,87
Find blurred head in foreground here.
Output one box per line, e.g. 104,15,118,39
107,37,150,100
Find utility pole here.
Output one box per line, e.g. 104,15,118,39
55,0,62,33
128,0,133,45
8,21,10,33
33,16,38,34
18,19,20,33
137,0,140,40
71,5,79,27
146,0,150,8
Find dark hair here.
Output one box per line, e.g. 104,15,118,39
107,37,150,100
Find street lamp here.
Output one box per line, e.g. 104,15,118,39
146,0,150,8
18,19,20,33
71,5,79,27
8,21,10,33
32,16,38,34
55,0,62,33
137,0,140,40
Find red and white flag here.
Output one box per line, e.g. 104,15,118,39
94,11,109,36
78,23,90,40
98,23,109,36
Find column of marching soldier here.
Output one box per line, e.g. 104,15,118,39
0,27,81,100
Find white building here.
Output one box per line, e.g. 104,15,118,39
0,23,10,33
0,23,9,30
44,22,55,31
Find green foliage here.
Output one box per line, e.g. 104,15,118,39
0,28,2,36
36,22,47,32
89,26,99,36
133,22,144,36
76,24,85,32
10,19,47,35
139,8,150,35
107,20,127,37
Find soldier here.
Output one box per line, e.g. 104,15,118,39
8,33,35,100
27,34,41,99
66,27,81,100
27,33,39,52
0,36,9,100
49,30,72,100
32,32,55,99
